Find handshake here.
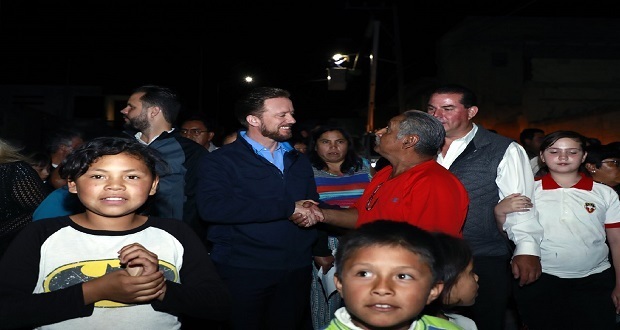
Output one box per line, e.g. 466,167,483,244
289,200,324,227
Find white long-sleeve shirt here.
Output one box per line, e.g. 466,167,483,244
436,124,543,257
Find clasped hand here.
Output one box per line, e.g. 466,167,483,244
83,243,166,305
289,200,323,227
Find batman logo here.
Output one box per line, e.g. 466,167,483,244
44,258,177,308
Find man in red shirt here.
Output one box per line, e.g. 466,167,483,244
292,110,469,238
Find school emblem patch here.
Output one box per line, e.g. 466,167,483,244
584,202,596,214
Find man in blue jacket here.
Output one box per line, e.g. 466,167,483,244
196,87,321,330
120,85,207,236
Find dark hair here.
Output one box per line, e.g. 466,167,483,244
429,84,478,108
234,87,291,128
307,125,364,173
537,130,587,176
539,130,587,153
399,110,445,156
607,141,620,153
585,137,602,147
289,137,308,152
585,144,620,169
335,220,443,284
181,112,216,132
27,150,51,168
433,232,473,308
58,136,167,181
132,85,181,124
45,127,83,154
519,128,545,145
220,127,241,146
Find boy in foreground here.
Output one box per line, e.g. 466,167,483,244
0,137,230,329
324,220,461,330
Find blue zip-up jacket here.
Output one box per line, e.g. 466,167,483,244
124,130,208,234
196,132,319,270
148,131,207,223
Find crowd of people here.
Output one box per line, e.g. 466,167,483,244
0,83,620,330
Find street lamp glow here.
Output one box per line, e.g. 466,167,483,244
244,76,253,83
332,54,349,67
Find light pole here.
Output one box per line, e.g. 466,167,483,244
326,20,380,133
367,20,380,133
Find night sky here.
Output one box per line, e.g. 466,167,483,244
1,0,617,131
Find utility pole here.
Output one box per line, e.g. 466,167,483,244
392,5,406,114
367,20,380,133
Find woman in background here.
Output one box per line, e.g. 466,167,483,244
0,138,48,256
307,125,372,329
584,143,620,195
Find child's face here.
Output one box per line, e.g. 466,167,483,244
335,244,442,330
294,142,308,154
444,260,479,307
67,153,158,218
541,137,586,174
33,164,50,181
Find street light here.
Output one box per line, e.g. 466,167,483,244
332,54,349,67
327,53,359,91
331,53,359,70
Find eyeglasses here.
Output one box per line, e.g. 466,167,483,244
179,128,208,136
601,160,620,168
365,182,384,211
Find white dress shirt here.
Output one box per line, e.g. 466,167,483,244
436,124,543,257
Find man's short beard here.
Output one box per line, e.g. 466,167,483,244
126,112,149,132
260,125,292,142
123,121,138,132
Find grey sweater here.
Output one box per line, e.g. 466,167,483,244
449,127,514,257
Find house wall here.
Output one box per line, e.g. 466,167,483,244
432,17,620,143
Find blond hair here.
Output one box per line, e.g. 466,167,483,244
0,138,29,164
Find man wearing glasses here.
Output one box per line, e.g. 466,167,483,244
291,110,469,238
180,113,219,152
585,143,620,195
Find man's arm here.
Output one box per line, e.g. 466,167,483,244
496,142,543,286
321,208,358,229
606,226,620,313
196,152,298,224
289,205,358,229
